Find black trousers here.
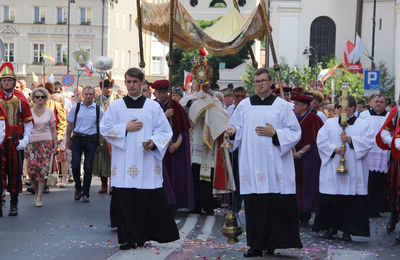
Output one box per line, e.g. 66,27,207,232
192,163,216,210
71,135,97,197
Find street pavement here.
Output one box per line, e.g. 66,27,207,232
1,179,400,260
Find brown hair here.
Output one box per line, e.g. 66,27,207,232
124,68,144,81
253,68,272,80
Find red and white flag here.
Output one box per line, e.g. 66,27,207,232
184,70,191,90
84,60,95,77
353,33,365,63
344,40,355,67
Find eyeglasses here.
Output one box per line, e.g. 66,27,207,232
234,95,246,98
35,96,46,99
254,79,269,85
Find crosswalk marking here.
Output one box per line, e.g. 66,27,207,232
196,215,216,241
107,214,200,260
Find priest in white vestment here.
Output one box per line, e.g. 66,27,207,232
314,96,374,242
359,94,390,217
227,68,302,257
100,68,179,250
180,82,230,215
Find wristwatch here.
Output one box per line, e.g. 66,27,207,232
299,150,304,156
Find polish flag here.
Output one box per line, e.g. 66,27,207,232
184,70,191,90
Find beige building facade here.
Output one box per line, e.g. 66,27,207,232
0,0,139,89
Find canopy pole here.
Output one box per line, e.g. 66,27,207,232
261,0,283,97
136,0,145,69
168,0,174,105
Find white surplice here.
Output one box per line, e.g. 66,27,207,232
359,110,390,173
317,117,374,195
229,97,301,195
100,98,172,189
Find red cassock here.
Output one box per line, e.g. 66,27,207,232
376,106,400,209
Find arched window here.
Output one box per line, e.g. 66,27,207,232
209,0,227,8
309,16,336,67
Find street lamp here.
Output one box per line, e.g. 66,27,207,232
303,46,319,90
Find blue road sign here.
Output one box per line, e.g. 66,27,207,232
364,70,381,90
62,74,75,86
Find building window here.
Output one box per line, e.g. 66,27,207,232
129,14,132,31
209,0,227,7
309,16,336,67
56,44,67,65
34,7,45,24
33,44,44,64
57,7,67,24
151,57,162,75
4,43,14,62
80,8,91,25
128,50,132,67
3,6,15,23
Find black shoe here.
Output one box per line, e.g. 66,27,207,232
342,233,352,242
395,233,400,243
387,214,398,233
43,186,50,194
202,207,215,216
323,229,337,239
265,249,275,255
74,190,82,200
8,205,18,216
0,207,2,217
119,242,136,250
81,195,90,203
243,248,262,257
137,242,145,247
27,186,35,194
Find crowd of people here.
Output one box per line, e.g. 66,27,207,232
1,60,400,257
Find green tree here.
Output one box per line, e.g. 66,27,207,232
377,61,395,100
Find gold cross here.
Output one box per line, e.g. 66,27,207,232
128,166,139,178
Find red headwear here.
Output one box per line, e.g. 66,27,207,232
151,80,169,90
0,62,16,79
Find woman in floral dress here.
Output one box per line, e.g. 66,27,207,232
25,87,57,207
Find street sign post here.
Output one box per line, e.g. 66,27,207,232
62,74,75,87
364,70,380,96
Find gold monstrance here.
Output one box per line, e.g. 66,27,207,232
336,83,349,173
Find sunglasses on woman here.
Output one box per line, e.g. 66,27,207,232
35,96,46,99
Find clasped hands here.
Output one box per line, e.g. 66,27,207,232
335,133,351,156
225,123,276,137
126,119,155,150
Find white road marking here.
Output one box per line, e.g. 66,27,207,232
108,214,200,260
196,215,216,241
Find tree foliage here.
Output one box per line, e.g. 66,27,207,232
241,57,396,101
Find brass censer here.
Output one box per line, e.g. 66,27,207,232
336,83,349,173
220,132,243,243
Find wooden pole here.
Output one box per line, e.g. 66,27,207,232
261,0,283,97
168,0,174,105
136,0,145,69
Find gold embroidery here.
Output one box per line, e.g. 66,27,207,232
155,165,161,175
276,174,282,181
328,178,334,184
128,165,139,178
257,173,267,182
111,165,117,176
241,175,249,182
340,176,348,185
107,130,117,141
162,139,170,146
357,178,362,184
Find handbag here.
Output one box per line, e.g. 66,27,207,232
47,153,58,186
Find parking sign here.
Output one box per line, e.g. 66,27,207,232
364,70,380,90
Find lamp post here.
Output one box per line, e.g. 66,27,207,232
67,0,75,74
303,46,319,90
